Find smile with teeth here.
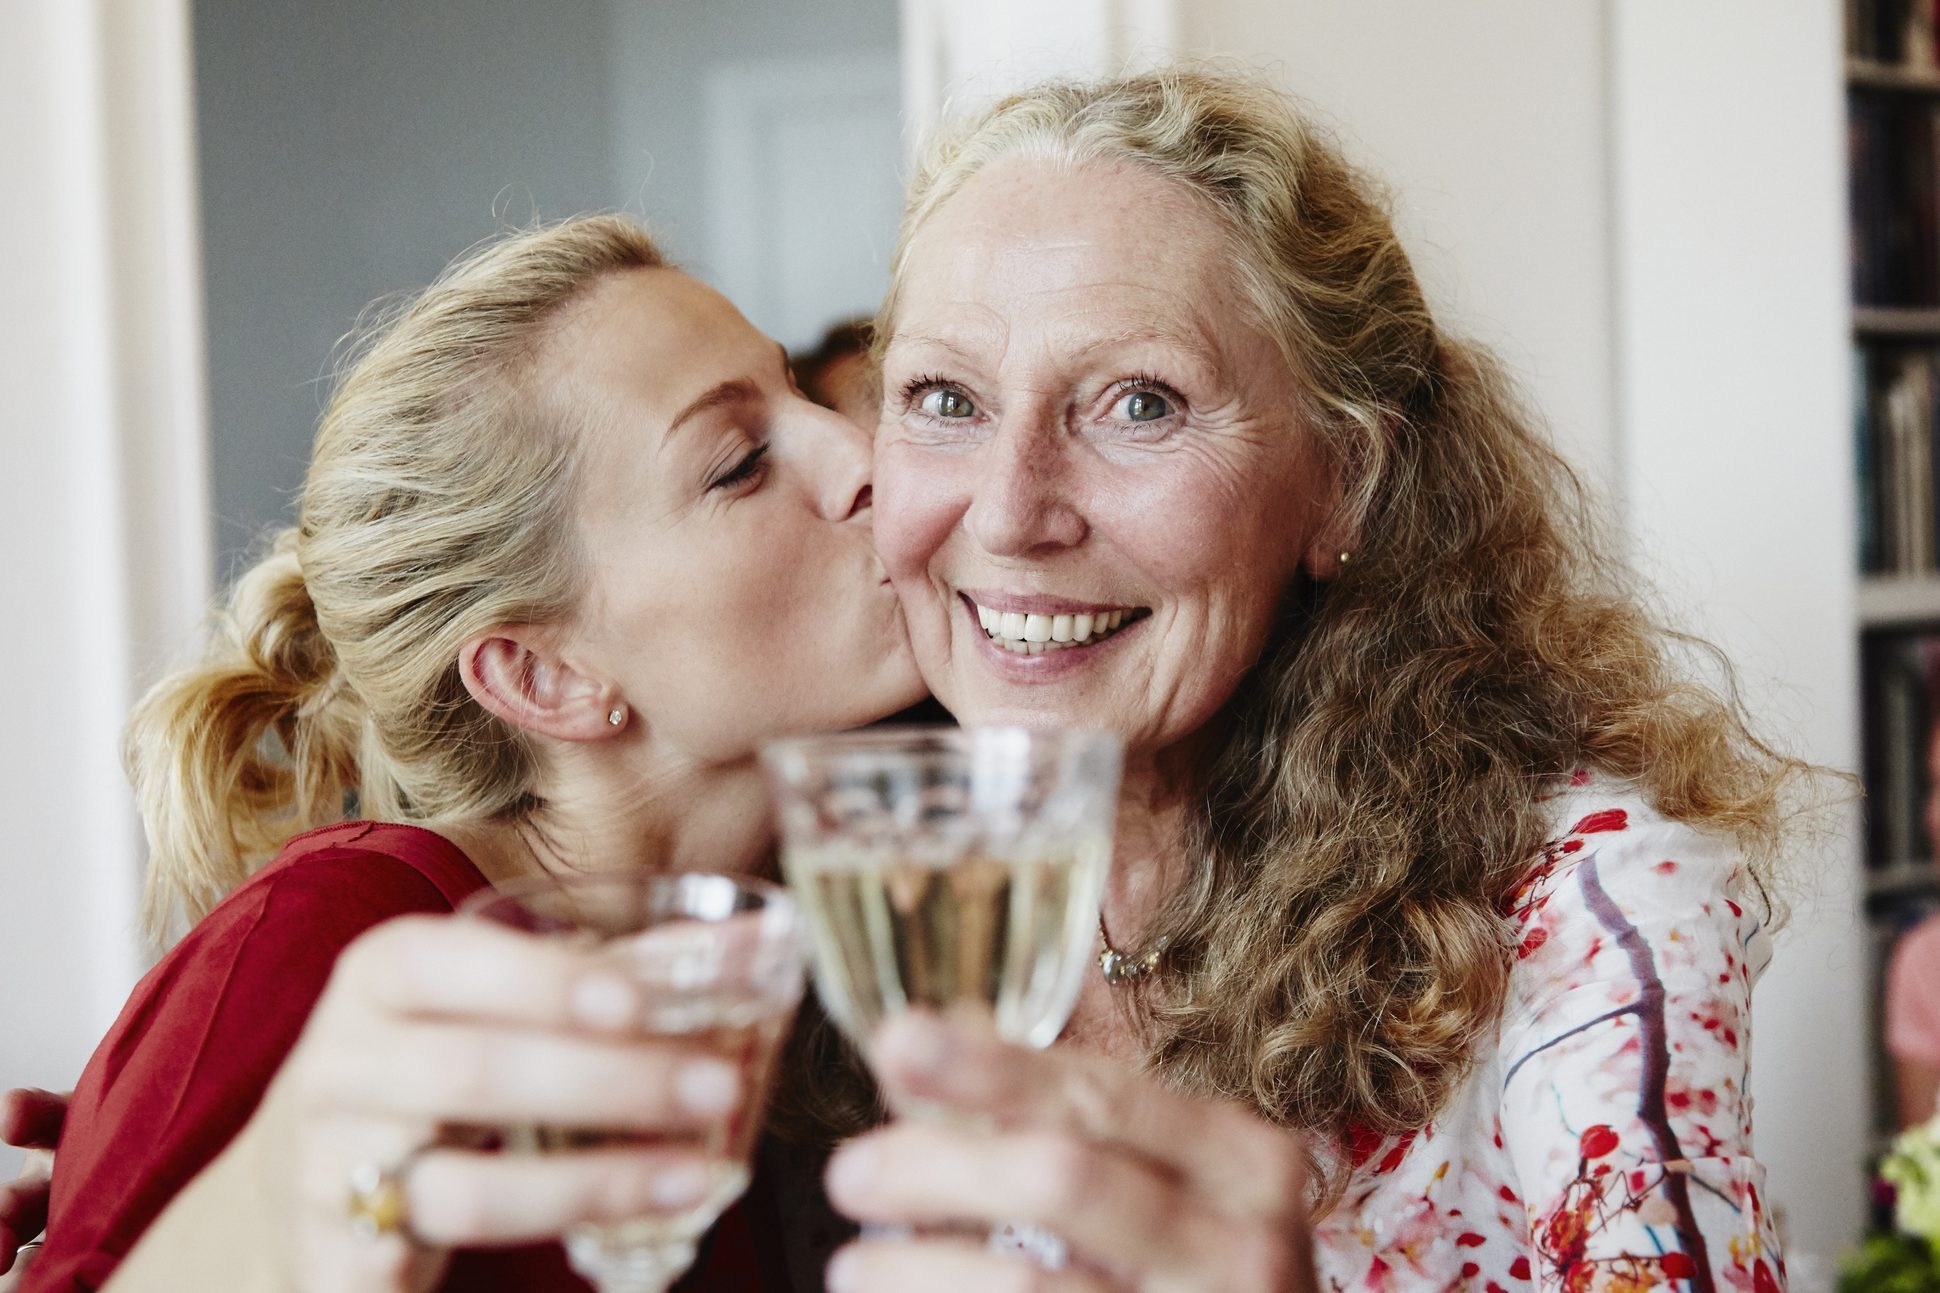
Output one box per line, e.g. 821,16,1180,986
971,600,1144,654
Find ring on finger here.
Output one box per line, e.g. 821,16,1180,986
347,1142,433,1244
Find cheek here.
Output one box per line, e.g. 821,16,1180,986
1109,460,1305,609
873,448,968,589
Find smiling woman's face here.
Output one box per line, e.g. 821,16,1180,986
874,158,1342,757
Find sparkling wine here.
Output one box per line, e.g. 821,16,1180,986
783,842,1109,1049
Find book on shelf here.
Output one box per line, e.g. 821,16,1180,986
1855,342,1940,573
1851,0,1940,68
1848,90,1940,305
1863,630,1940,869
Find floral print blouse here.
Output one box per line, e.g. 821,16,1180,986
1313,771,1785,1292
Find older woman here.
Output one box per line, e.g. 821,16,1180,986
818,69,1798,1292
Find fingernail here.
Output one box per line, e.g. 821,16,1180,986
675,1059,739,1115
826,1141,875,1200
826,1245,859,1293
652,1163,711,1207
570,973,637,1029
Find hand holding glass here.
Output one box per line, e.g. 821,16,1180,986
459,872,804,1293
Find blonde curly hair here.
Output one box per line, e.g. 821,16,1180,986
837,67,1812,1185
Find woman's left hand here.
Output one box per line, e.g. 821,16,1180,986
823,1012,1318,1293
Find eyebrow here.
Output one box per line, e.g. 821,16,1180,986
665,344,793,442
890,324,1223,375
666,378,759,441
1079,324,1224,371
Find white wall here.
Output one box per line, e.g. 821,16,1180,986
1181,0,1865,1265
1610,1,1862,1266
0,0,211,1178
1179,1,1619,493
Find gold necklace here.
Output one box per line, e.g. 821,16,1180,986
1097,912,1167,985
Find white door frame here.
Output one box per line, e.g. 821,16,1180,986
0,0,212,1108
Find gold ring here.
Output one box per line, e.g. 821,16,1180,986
347,1146,429,1243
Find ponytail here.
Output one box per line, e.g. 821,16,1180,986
127,528,360,943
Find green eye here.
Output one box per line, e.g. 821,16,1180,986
920,388,976,419
1120,390,1171,422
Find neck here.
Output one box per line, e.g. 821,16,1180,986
446,748,775,889
1101,749,1198,949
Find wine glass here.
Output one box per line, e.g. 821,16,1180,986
761,726,1123,1264
460,871,805,1293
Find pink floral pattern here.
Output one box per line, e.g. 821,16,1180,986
1313,772,1785,1292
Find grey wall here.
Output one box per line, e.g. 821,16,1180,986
196,0,616,576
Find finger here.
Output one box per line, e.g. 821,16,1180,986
870,1012,1307,1221
397,1146,736,1247
828,1121,1233,1283
0,1223,16,1277
0,1090,67,1150
826,1237,1118,1293
329,918,655,1035
304,1017,744,1128
0,1179,49,1257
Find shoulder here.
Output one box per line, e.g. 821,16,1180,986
82,820,483,1099
124,822,475,996
249,819,489,913
32,823,488,1291
1508,771,1770,1012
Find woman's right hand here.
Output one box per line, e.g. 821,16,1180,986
250,914,750,1293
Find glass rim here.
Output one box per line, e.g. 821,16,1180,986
760,723,1122,767
455,867,794,919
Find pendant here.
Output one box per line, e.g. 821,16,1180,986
1098,936,1167,985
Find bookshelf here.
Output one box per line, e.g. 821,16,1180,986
1849,57,1940,94
1856,307,1940,337
1848,0,1940,1179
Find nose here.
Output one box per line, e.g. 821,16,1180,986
963,410,1088,558
802,399,876,522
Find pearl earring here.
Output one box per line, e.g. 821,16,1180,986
606,707,625,728
1337,550,1353,567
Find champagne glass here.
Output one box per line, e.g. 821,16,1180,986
761,727,1122,1263
460,871,805,1293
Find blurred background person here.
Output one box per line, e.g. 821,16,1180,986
1889,719,1940,1128
791,318,877,429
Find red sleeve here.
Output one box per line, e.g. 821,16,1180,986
25,848,453,1293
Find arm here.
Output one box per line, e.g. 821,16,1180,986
1500,802,1782,1292
101,1107,286,1293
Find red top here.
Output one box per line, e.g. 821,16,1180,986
27,821,786,1293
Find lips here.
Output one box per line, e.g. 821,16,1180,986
962,592,1147,656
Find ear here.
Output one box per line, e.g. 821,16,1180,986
1299,477,1359,583
458,627,625,743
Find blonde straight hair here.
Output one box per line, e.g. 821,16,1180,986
127,215,663,944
